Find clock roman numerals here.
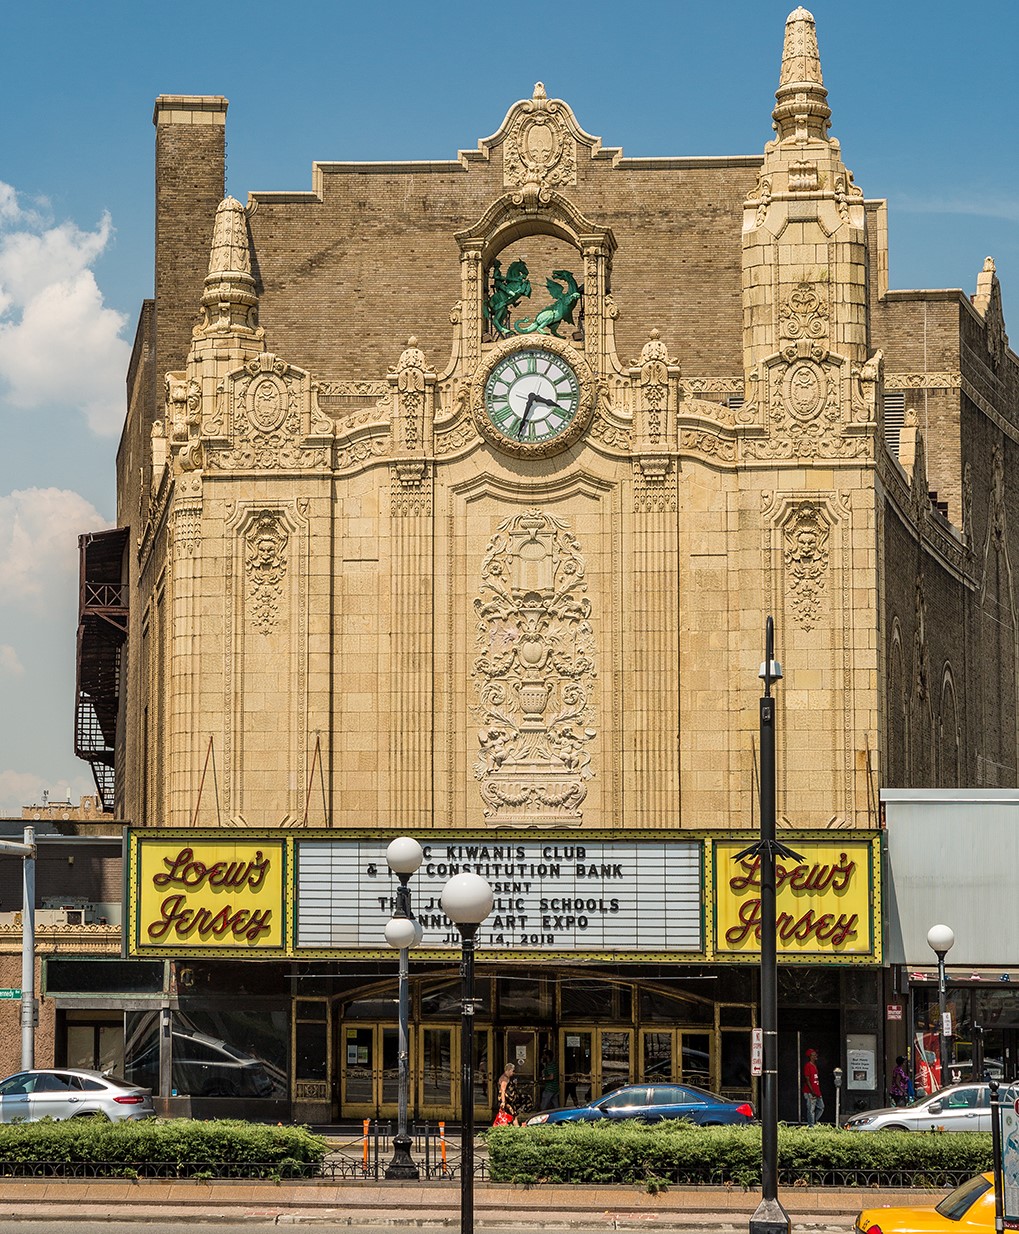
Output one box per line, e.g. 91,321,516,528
483,347,583,451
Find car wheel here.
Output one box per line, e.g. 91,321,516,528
74,1111,110,1121
882,1124,910,1132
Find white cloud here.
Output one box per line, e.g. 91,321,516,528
0,645,23,677
0,184,131,436
0,769,45,818
0,487,109,612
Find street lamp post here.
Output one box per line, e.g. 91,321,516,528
734,617,801,1234
384,836,424,1181
927,924,955,1090
440,872,494,1234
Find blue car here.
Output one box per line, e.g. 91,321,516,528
524,1083,754,1127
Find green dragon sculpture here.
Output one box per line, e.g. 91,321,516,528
484,259,532,338
513,269,582,337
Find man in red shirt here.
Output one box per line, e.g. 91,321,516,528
802,1048,824,1125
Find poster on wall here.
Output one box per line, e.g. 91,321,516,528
845,1034,876,1091
1001,1098,1019,1229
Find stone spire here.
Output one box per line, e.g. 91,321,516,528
773,6,831,143
193,196,263,342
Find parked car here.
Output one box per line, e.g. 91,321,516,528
845,1081,1019,1133
0,1068,155,1122
855,1171,995,1232
524,1082,754,1127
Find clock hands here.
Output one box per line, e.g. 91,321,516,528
517,392,563,439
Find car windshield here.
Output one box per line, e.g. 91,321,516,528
934,1174,991,1219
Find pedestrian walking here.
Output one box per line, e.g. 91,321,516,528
889,1055,910,1106
539,1049,559,1110
497,1062,521,1125
802,1047,824,1125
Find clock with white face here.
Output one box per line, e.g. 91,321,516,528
482,347,582,450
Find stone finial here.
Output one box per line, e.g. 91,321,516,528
773,6,831,142
971,256,1008,364
195,196,261,339
972,256,998,316
532,82,547,101
207,196,252,277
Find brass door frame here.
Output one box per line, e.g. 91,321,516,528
559,1026,634,1104
639,1027,715,1088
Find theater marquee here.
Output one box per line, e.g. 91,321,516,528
131,836,288,953
712,836,879,961
126,829,879,963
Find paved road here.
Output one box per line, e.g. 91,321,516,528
0,1223,859,1233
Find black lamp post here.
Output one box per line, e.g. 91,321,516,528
384,836,424,1180
927,923,955,1089
440,872,494,1234
734,617,801,1234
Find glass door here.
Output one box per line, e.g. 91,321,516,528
640,1029,713,1087
421,1025,492,1121
600,1029,632,1094
561,1028,633,1104
420,1026,453,1117
561,1029,593,1107
502,1029,539,1115
342,1025,376,1113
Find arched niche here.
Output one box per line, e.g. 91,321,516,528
454,192,617,376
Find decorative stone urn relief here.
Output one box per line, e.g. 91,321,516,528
472,511,596,827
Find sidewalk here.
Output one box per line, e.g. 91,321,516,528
0,1178,931,1227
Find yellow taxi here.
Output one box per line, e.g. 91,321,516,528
855,1173,995,1232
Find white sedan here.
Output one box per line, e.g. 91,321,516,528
845,1081,1017,1132
0,1068,155,1122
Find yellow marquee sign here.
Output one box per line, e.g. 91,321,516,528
713,837,878,961
132,837,287,952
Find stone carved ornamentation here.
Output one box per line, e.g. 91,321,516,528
472,511,596,827
212,356,330,471
390,336,428,452
783,503,830,630
634,329,671,444
780,282,829,345
746,175,772,227
972,257,1009,368
788,160,820,192
913,573,930,703
390,462,431,517
503,82,578,206
851,350,882,423
744,357,867,461
633,457,677,513
785,361,827,421
833,171,864,224
245,512,289,635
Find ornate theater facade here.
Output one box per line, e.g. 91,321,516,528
69,8,1019,1120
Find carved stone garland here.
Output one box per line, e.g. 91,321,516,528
472,511,596,827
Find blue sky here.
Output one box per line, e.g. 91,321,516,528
0,0,1017,816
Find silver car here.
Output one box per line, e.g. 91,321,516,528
845,1081,1019,1132
0,1068,155,1122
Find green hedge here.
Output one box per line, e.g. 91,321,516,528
0,1120,328,1179
487,1122,994,1187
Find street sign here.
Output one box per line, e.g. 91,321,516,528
943,1011,953,1037
751,1027,763,1077
0,989,21,999
887,1004,903,1020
